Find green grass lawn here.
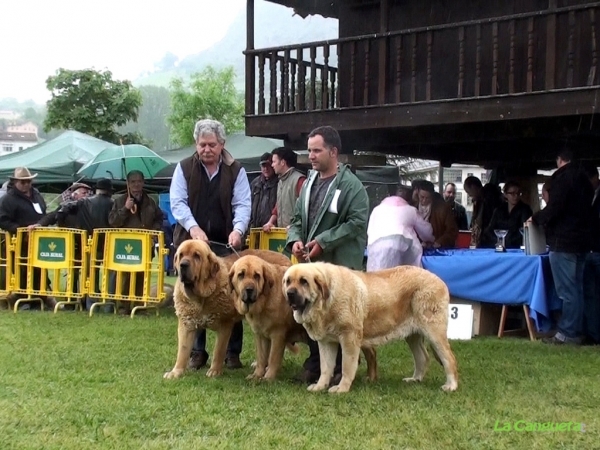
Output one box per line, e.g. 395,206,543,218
0,311,598,450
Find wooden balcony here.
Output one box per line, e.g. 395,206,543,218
245,2,600,143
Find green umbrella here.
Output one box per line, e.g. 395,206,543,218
76,144,171,180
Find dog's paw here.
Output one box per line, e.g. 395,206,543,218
307,383,327,392
246,372,262,381
163,369,184,379
402,376,423,383
261,370,277,382
205,367,223,377
441,382,458,392
328,384,350,394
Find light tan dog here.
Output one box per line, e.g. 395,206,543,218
283,262,458,393
229,255,308,381
164,240,243,379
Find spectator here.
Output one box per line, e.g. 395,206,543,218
249,152,278,230
0,167,56,309
531,149,596,345
57,178,114,310
417,181,458,248
443,182,469,230
263,147,306,231
367,184,434,269
482,181,533,249
108,170,163,313
464,176,502,247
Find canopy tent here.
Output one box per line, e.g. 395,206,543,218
0,130,113,186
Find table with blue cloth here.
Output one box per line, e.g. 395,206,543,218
421,248,557,333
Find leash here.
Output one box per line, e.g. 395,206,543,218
303,248,311,263
208,240,241,258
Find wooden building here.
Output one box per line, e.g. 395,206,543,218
244,0,600,168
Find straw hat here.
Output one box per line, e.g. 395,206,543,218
9,167,38,181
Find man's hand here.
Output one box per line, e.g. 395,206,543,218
433,242,441,249
422,241,433,249
27,224,40,231
228,230,242,249
305,240,323,260
189,226,208,242
124,197,135,211
291,241,306,260
262,221,274,232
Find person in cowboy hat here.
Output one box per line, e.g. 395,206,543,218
0,167,57,309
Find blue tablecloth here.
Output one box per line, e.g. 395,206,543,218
421,249,555,332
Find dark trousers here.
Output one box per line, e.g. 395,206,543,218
191,241,243,358
303,338,342,375
193,321,244,359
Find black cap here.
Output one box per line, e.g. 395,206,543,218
259,152,272,166
96,178,113,191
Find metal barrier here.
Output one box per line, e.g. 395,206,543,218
0,230,12,308
88,228,168,318
11,227,88,313
248,227,299,264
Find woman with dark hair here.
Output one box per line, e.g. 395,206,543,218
416,181,458,248
482,181,533,248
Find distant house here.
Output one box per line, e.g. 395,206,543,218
0,131,38,156
7,121,39,138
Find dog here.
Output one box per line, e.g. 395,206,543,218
283,262,458,393
164,241,295,379
229,255,308,381
164,240,243,379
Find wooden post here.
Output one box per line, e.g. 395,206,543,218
378,0,389,104
245,0,255,115
545,0,557,90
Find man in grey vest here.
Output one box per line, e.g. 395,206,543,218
263,147,306,231
170,119,251,370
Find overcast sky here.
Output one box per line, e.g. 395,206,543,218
1,0,246,103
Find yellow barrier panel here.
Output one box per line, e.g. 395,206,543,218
248,227,298,264
0,230,13,307
88,228,168,318
12,227,87,313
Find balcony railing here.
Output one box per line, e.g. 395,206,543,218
245,2,600,116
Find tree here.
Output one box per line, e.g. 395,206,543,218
168,66,244,146
44,68,142,144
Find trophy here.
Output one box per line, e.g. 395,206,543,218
519,227,525,251
494,229,508,253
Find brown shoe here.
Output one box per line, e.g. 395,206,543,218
225,355,243,370
293,369,320,384
187,352,208,370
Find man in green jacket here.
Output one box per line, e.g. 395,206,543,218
286,125,369,384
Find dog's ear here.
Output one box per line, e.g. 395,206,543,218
313,272,330,302
262,262,275,296
228,266,236,293
207,251,220,278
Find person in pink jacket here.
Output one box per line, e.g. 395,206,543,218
367,187,435,270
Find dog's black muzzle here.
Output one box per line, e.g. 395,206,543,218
178,260,193,286
286,288,306,311
241,287,257,304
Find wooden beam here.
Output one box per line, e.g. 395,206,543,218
246,88,600,134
